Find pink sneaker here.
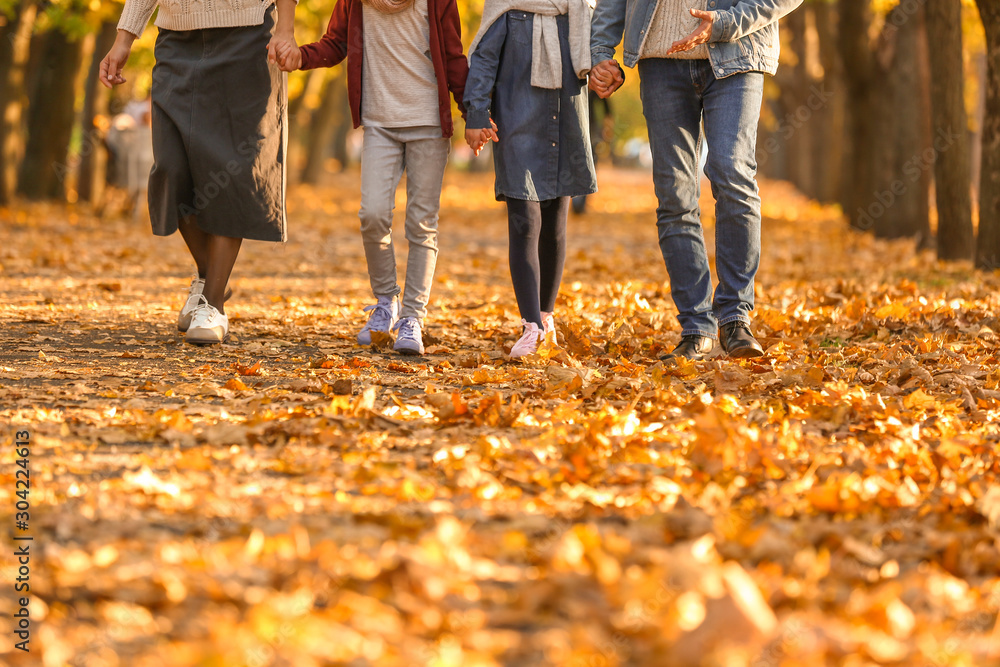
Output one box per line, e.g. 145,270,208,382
540,311,557,346
510,321,543,358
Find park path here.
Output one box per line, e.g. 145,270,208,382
1,168,999,666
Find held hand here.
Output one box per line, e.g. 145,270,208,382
589,76,613,99
100,31,135,88
589,60,619,87
268,31,299,70
666,8,714,55
484,119,499,145
479,125,499,150
588,60,623,99
274,42,302,71
466,120,499,157
465,129,485,155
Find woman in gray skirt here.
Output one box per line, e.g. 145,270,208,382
100,0,297,345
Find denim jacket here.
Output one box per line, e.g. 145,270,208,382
591,0,802,75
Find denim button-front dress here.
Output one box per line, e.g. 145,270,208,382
464,11,597,202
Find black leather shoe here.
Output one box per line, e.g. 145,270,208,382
719,322,764,358
661,334,715,362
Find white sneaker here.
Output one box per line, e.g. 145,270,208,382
392,317,424,355
357,296,398,345
185,304,229,345
541,311,557,346
177,278,207,332
178,278,232,332
509,320,543,358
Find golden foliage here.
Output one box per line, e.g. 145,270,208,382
1,168,999,665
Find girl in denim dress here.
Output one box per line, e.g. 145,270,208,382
464,0,598,358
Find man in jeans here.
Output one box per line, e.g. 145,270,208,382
589,0,801,360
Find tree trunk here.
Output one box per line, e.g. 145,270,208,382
972,51,987,205
77,21,118,204
764,8,811,191
285,68,323,181
837,0,882,231
300,67,349,184
839,0,931,241
877,2,931,242
17,28,86,201
759,4,844,204
926,0,974,260
812,0,845,204
976,0,1000,270
0,0,37,205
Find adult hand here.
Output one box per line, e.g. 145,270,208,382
588,59,623,99
666,9,714,55
100,30,136,88
268,30,299,70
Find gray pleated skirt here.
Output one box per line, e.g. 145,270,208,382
149,6,287,242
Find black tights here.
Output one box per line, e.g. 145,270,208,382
506,197,569,328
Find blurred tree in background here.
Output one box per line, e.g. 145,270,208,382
0,0,997,267
757,0,994,264
927,0,974,261
976,0,1000,269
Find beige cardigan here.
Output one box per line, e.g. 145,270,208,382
118,0,276,37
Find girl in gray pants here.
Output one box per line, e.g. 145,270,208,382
279,0,468,355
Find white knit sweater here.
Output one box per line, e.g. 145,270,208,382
118,0,275,37
640,0,709,60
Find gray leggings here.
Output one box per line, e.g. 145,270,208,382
359,126,450,321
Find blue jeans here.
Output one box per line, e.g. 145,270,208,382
638,58,763,339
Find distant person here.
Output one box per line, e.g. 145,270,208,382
275,0,468,356
464,0,597,358
122,95,151,125
100,0,297,345
105,98,153,219
590,0,802,360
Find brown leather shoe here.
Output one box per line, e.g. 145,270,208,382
661,334,715,362
719,322,764,358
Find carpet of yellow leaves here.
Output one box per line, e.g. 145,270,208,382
1,168,999,666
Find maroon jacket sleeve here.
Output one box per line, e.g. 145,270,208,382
438,0,469,117
299,0,351,70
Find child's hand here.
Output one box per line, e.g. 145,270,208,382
466,119,500,156
275,42,302,71
268,32,300,70
465,128,486,155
